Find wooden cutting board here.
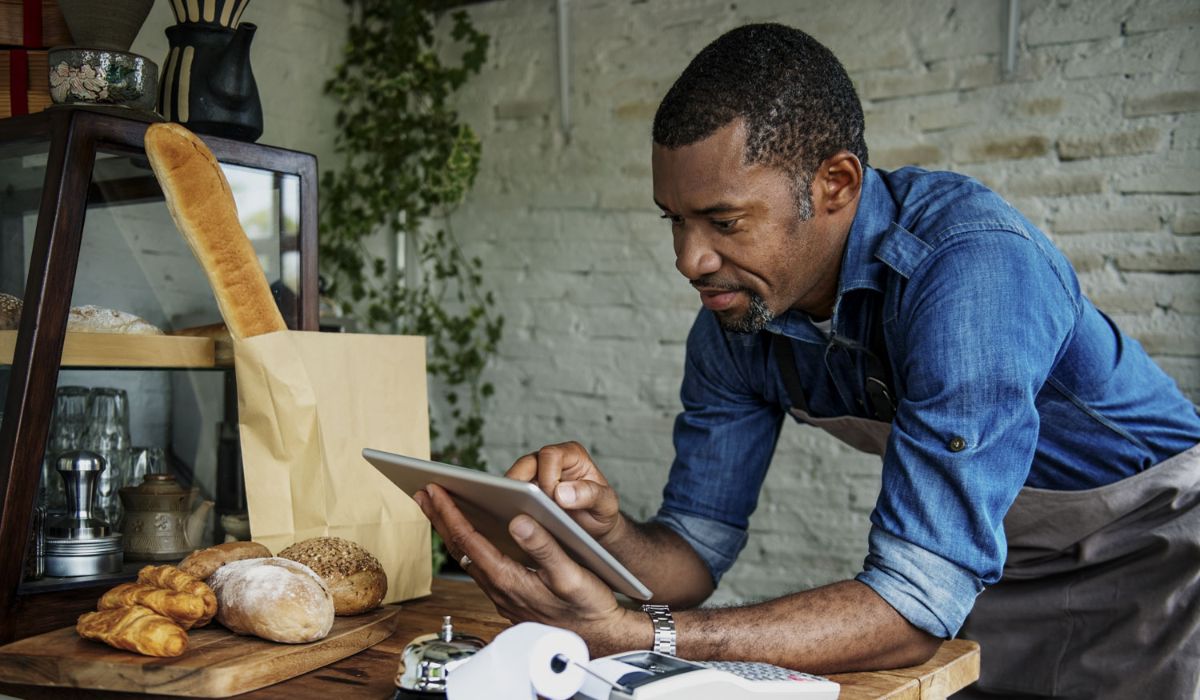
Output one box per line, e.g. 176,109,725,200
0,605,400,697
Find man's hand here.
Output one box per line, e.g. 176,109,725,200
413,482,646,656
509,441,715,607
506,441,626,546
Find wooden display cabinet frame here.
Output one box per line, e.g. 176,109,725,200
0,108,319,643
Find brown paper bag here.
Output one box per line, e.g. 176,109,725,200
232,330,432,604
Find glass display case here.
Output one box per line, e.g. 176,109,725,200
0,107,317,642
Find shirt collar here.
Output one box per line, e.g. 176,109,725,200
765,168,902,342
837,167,898,296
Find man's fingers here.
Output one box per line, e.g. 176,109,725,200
505,453,539,482
533,444,567,495
505,442,611,500
554,479,618,516
417,484,506,580
509,514,596,598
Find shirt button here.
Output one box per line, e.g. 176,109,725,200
948,436,967,452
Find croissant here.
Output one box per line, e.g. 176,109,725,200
136,564,218,626
98,582,207,630
77,605,188,657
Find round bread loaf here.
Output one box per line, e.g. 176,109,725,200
68,305,163,334
178,541,272,580
207,557,334,643
277,537,387,616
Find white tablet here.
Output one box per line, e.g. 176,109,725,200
362,448,653,600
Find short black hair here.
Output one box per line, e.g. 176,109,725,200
653,23,868,218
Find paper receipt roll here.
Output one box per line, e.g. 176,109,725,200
446,622,589,700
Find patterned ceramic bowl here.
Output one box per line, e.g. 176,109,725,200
47,48,158,112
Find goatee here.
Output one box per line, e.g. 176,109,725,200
717,292,773,334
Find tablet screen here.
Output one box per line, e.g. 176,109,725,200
362,448,653,600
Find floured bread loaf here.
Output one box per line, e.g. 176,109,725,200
0,293,20,330
144,122,286,340
0,295,162,335
208,557,334,643
68,305,163,335
278,537,387,616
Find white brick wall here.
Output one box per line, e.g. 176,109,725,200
440,0,1200,603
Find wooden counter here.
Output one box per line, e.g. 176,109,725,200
0,577,979,699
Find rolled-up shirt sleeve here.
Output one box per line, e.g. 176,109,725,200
654,309,784,586
862,226,1078,637
652,507,749,585
857,528,983,638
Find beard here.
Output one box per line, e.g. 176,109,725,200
693,275,775,334
718,291,773,334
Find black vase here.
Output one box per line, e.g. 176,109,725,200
158,0,263,142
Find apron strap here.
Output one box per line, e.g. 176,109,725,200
772,333,809,414
864,308,896,422
772,309,897,422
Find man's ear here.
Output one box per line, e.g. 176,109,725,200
814,151,863,215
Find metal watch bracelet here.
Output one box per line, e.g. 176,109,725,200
641,603,676,655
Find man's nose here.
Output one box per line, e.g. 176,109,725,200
674,229,721,279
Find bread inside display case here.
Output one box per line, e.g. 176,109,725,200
0,113,317,644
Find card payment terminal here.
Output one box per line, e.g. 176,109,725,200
574,651,840,700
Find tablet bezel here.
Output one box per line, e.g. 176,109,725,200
362,448,653,600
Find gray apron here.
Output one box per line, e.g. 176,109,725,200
958,442,1200,699
790,405,1200,699
788,407,890,456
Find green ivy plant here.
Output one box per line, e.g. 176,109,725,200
320,0,502,473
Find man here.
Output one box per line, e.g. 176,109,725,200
414,23,1200,699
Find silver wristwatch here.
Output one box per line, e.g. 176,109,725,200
641,604,676,655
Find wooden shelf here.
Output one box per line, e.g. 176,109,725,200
0,331,217,368
17,561,139,595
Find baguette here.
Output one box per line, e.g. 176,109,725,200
144,122,286,340
77,605,188,657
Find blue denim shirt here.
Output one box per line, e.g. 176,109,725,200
653,166,1200,639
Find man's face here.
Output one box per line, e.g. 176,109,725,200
652,120,847,332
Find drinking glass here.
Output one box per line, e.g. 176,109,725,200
128,445,167,487
81,387,131,530
41,386,91,513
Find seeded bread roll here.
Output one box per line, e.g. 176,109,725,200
144,122,286,340
277,537,387,616
178,540,272,580
0,293,21,330
207,557,334,643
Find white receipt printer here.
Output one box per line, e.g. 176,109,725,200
575,651,840,700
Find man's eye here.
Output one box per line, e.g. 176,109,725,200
660,214,683,225
712,219,739,232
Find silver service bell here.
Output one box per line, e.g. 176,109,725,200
395,615,487,695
